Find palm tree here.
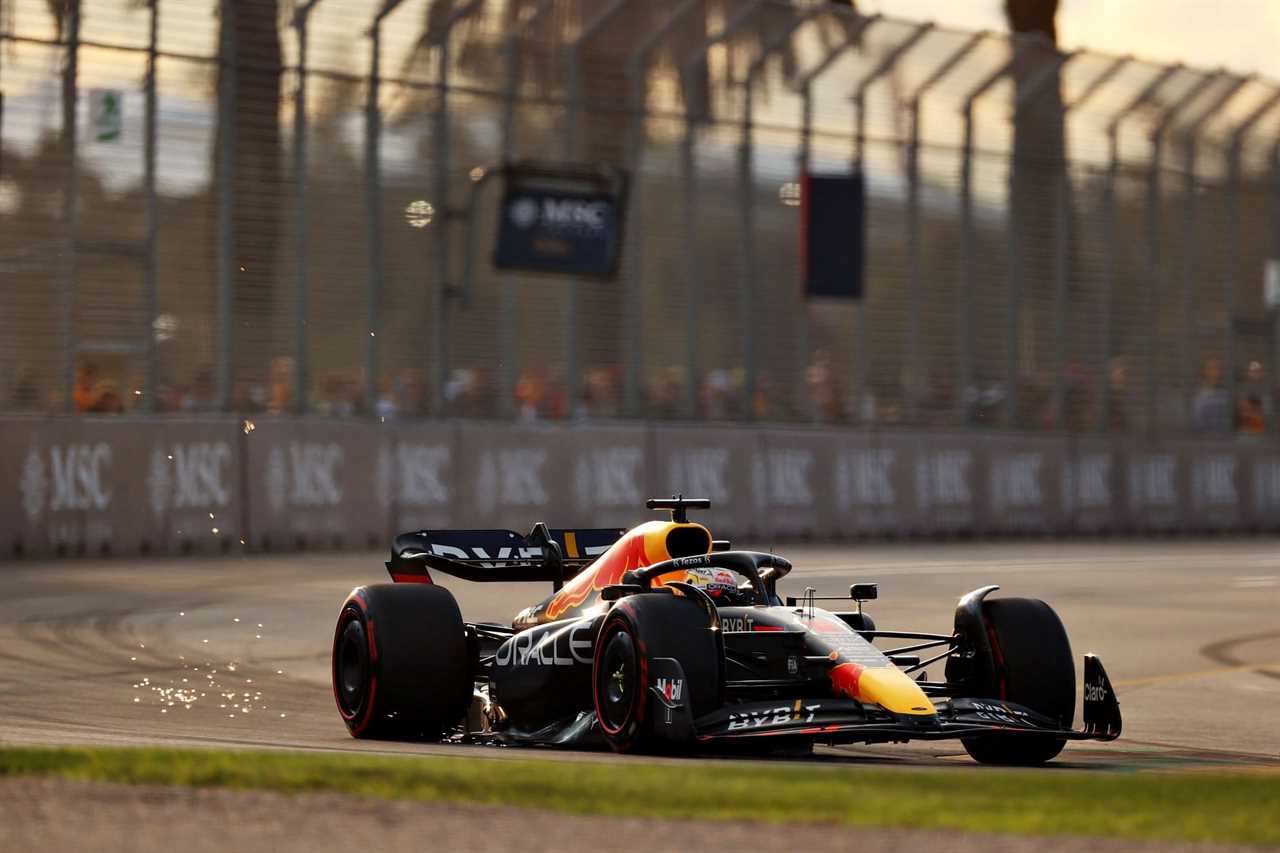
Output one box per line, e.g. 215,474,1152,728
217,0,285,400
402,0,857,409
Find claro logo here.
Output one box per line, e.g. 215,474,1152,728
19,444,113,521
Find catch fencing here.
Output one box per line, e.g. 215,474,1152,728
3,416,1279,559
4,1,1280,436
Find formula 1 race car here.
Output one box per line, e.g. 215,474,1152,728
331,497,1121,764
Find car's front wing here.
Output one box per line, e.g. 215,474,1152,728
649,654,1122,746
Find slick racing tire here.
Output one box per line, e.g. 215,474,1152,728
961,597,1075,765
592,594,722,754
332,584,472,740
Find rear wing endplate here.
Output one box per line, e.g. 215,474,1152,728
386,523,623,587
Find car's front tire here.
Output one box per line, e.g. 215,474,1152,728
592,593,722,753
332,583,472,740
959,596,1075,765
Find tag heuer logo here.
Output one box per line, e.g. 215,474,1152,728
508,197,539,229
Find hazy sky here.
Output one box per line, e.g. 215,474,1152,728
875,0,1280,81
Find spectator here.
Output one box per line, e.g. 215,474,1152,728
268,356,294,414
806,350,842,423
1238,393,1265,434
72,362,98,412
10,367,38,410
182,367,216,411
1106,357,1129,431
87,379,124,413
1192,358,1232,433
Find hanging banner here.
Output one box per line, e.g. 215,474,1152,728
801,171,865,299
494,163,627,279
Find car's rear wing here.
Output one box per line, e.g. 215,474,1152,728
386,524,623,588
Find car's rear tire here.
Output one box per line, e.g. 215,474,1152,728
960,597,1075,765
332,583,472,740
592,594,722,753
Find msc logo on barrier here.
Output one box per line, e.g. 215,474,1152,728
476,448,548,513
1191,455,1236,509
574,447,642,510
1063,453,1111,512
915,450,971,511
835,449,895,510
266,443,344,513
989,453,1043,513
665,449,730,505
752,449,814,509
376,443,451,509
147,443,232,517
19,444,113,522
1128,455,1177,510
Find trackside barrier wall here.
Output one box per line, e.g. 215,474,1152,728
4,417,1280,559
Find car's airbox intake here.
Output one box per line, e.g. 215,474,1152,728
665,525,711,558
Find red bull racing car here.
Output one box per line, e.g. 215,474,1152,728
332,497,1121,764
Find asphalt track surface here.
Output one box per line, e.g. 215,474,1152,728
2,540,1279,771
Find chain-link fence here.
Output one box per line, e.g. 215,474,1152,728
3,0,1279,436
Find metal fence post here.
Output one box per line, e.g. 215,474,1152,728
790,14,880,422
901,31,984,424
1228,88,1280,429
1146,71,1219,433
1273,142,1280,432
621,0,702,418
678,0,767,418
497,0,555,419
1181,75,1248,425
143,0,159,413
1040,54,1128,430
561,0,631,417
60,0,81,413
291,0,322,414
364,6,391,418
216,0,236,411
429,0,485,417
1100,64,1178,432
958,46,1027,426
847,21,931,425
740,8,823,421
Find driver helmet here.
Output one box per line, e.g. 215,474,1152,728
683,566,740,601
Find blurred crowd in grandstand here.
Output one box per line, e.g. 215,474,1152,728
7,351,1269,435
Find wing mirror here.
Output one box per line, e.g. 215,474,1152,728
850,583,878,602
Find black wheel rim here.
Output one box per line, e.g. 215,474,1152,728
337,615,369,715
598,629,638,732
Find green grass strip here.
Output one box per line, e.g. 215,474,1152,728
1,745,1277,846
